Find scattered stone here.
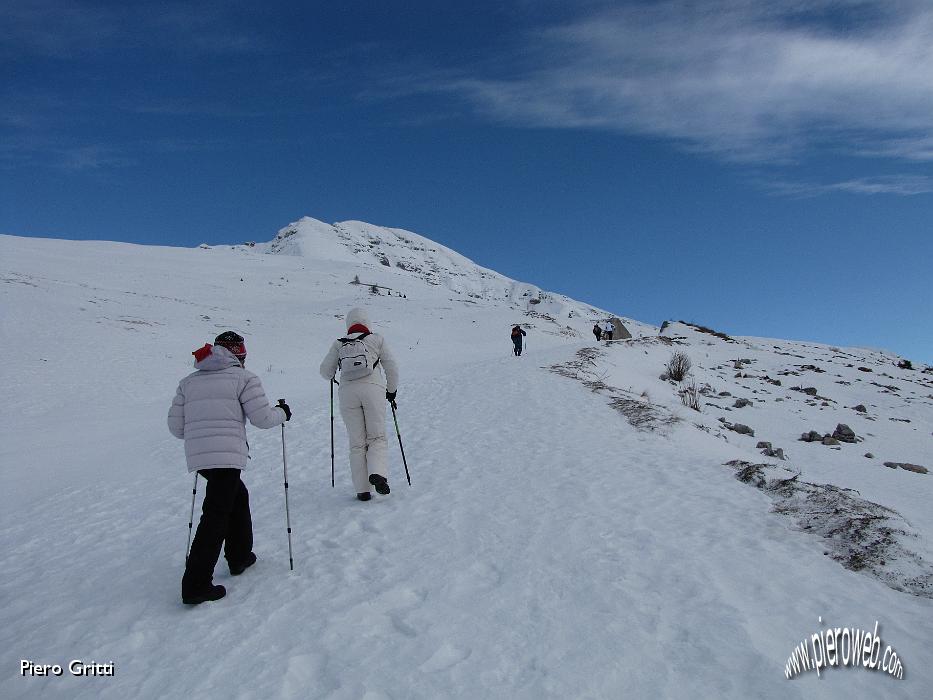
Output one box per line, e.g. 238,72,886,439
865,453,874,459
734,398,752,408
899,464,928,474
832,424,857,443
858,366,873,372
757,441,786,459
822,436,840,446
803,387,818,396
718,391,732,397
721,418,755,436
852,404,868,413
884,462,929,475
659,373,669,381
800,430,823,442
872,382,900,393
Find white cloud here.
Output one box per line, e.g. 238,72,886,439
420,0,933,163
0,1,264,58
769,174,933,197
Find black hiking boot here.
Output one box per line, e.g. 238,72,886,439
229,552,257,576
369,474,390,495
357,492,372,501
182,584,226,605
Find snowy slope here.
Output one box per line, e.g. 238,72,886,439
1,221,931,699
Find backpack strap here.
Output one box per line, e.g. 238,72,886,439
339,331,371,343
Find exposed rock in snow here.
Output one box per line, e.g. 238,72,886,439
832,423,858,443
724,460,932,598
884,462,929,475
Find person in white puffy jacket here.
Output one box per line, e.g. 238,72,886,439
320,308,400,501
168,331,291,605
602,320,614,341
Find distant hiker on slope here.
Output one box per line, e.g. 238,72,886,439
602,320,614,342
593,324,602,342
168,331,291,605
511,325,527,356
320,308,400,501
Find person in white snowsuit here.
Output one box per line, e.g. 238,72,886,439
602,320,614,341
168,331,291,605
319,308,400,501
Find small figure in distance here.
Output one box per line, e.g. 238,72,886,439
511,325,527,356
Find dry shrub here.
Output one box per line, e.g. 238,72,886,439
666,352,692,382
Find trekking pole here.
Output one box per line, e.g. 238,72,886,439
278,400,294,571
390,401,412,486
330,379,336,488
185,473,198,563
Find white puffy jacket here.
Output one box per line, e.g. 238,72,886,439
168,345,286,472
319,308,399,393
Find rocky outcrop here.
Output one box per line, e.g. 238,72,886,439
800,424,858,445
756,441,786,460
832,424,857,443
719,418,755,437
884,462,928,475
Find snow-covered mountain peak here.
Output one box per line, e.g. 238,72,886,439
259,216,354,260
255,215,628,325
259,216,508,296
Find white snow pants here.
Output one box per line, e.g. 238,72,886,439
338,380,388,493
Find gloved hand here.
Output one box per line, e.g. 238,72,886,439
277,400,292,421
386,390,397,403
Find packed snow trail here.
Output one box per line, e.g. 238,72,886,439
2,344,929,699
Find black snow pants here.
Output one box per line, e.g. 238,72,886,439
512,337,523,356
182,468,252,593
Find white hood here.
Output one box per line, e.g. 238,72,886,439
346,307,370,331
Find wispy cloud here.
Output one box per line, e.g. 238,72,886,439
0,140,133,172
857,136,933,161
401,0,933,164
51,146,135,172
0,135,230,172
0,0,265,58
768,174,933,197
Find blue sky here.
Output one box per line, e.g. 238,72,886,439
3,0,931,362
